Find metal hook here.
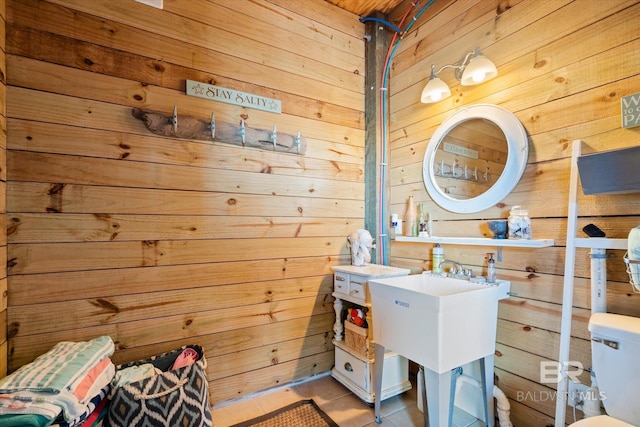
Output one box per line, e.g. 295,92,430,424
473,166,478,181
453,159,461,178
270,124,277,150
294,130,301,153
210,112,215,139
240,119,246,146
484,167,489,182
170,105,178,133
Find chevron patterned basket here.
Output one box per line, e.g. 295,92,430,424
104,345,212,427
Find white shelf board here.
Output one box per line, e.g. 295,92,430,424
395,236,554,248
574,237,627,250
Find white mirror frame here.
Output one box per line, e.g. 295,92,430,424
423,104,528,214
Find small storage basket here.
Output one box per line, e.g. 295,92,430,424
624,253,640,293
624,225,640,294
344,321,368,357
105,344,212,427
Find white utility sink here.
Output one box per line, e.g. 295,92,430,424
369,274,501,374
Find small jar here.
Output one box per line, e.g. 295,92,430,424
390,214,399,240
508,206,531,239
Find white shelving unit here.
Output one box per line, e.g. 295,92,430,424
554,140,633,426
330,264,413,404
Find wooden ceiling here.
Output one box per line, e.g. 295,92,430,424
325,0,406,17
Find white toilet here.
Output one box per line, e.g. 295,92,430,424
570,312,640,426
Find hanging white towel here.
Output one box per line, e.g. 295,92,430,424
626,225,640,292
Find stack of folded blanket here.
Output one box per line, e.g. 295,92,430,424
0,336,115,427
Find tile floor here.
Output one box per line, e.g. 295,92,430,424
211,372,484,427
211,373,423,426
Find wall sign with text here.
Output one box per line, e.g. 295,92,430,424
186,80,281,114
622,92,640,129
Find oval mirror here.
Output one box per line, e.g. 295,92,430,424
423,104,528,214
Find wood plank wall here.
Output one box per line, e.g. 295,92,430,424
0,0,7,378
4,0,365,404
387,0,640,424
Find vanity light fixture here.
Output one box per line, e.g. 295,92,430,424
420,47,498,104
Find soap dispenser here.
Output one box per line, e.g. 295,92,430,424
487,253,496,283
432,244,444,273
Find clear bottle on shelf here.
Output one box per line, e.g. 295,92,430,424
405,196,418,237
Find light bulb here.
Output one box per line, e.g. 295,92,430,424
471,71,486,83
460,54,498,86
421,77,451,104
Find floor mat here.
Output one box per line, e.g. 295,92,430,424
229,399,339,427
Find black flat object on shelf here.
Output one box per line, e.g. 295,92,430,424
583,224,606,238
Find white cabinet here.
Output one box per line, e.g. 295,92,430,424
331,264,412,403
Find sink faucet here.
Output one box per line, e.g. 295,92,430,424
438,259,473,278
438,259,463,273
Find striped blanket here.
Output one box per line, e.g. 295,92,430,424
0,336,114,394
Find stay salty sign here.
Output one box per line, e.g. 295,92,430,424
186,80,281,114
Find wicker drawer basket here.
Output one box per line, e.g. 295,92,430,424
344,321,368,357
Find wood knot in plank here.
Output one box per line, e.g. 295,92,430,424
264,290,274,302
534,59,547,69
7,218,21,236
48,183,65,195
90,299,120,313
8,322,19,339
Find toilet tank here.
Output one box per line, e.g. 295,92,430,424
589,313,640,425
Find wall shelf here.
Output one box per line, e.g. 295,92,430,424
395,236,554,248
574,237,627,250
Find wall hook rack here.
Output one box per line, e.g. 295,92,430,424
132,108,307,155
436,160,489,183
